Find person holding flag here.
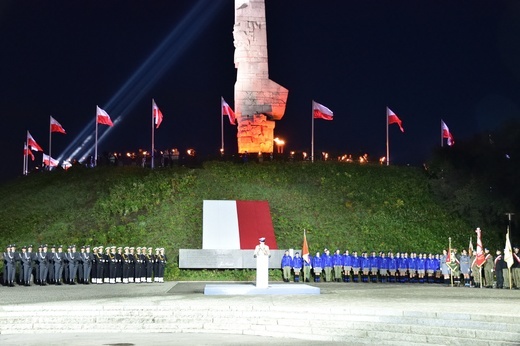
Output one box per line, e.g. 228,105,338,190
503,228,514,289
302,230,312,282
483,248,494,288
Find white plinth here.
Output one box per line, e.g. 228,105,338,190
255,255,269,288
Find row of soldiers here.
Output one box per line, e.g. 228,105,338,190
280,247,520,288
2,244,167,287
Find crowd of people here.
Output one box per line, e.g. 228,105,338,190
280,246,520,289
2,244,167,287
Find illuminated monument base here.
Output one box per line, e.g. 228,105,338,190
234,0,288,154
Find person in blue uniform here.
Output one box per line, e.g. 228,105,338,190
351,251,361,283
379,252,389,283
368,251,379,283
281,250,292,282
387,252,397,283
303,252,312,282
20,246,32,286
322,249,333,282
292,252,303,282
342,250,352,282
459,249,471,287
311,251,323,282
360,252,370,283
3,244,15,286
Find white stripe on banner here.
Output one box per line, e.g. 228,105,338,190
202,200,240,249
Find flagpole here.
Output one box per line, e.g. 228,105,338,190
221,98,224,154
311,100,315,162
151,99,155,169
25,131,30,175
95,107,98,167
386,107,390,166
440,120,444,147
48,116,52,171
449,237,453,287
23,142,27,176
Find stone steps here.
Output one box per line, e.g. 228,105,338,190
1,302,519,345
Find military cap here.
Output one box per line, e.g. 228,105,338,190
28,245,33,248
295,252,300,255
130,247,135,250
259,237,265,242
22,246,27,250
136,247,141,250
147,247,152,250
124,246,129,250
81,246,85,249
51,245,56,248
117,246,122,250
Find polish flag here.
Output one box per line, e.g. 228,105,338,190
302,230,310,264
24,143,35,161
27,131,44,152
96,106,114,126
475,227,486,267
43,153,59,167
441,120,455,146
202,200,277,250
152,99,163,129
50,116,66,134
313,100,334,120
221,97,236,125
387,107,404,132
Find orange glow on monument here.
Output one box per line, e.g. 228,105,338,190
233,0,289,154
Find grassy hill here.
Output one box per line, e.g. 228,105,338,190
0,161,500,280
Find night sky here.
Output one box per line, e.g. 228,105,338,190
2,0,520,182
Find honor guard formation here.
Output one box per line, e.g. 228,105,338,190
2,244,167,287
280,246,520,289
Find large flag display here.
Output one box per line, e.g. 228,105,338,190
27,131,44,152
221,97,236,125
441,119,454,146
202,200,277,250
387,107,404,132
43,153,59,167
475,227,486,267
312,100,334,120
152,99,163,128
50,116,66,134
96,106,114,126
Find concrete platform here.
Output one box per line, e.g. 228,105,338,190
204,283,320,295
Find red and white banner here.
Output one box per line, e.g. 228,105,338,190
43,153,59,167
152,99,163,128
96,106,114,126
202,200,277,250
441,120,454,146
387,107,404,132
50,116,66,134
475,227,486,267
313,100,334,120
24,143,35,161
302,230,310,264
27,131,44,152
221,97,236,125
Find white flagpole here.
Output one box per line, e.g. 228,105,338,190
25,131,30,175
311,100,315,162
23,142,27,176
386,107,390,166
48,116,52,170
221,98,224,154
440,120,444,148
151,99,155,169
95,106,98,167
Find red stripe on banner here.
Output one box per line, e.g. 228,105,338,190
236,200,277,250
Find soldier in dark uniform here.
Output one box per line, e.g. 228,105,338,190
157,247,167,283
47,245,56,284
103,246,110,283
36,245,48,286
145,247,154,283
108,246,117,284
83,245,92,284
91,247,98,283
20,246,32,286
96,246,105,284
128,247,135,283
139,246,147,283
26,245,34,285
68,245,78,284
11,244,21,285
3,244,15,286
153,248,160,282
134,247,142,283
54,245,64,285
116,247,123,283
122,247,130,284
33,245,42,285
77,246,86,284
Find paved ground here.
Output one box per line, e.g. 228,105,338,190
1,281,519,345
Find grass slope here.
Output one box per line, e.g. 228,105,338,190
0,161,495,280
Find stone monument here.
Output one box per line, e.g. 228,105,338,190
234,0,289,154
